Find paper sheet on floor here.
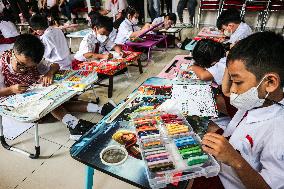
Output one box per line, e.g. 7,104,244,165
2,116,34,140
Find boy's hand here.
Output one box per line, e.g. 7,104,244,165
10,84,29,94
102,53,113,60
202,133,241,167
119,51,126,58
40,72,54,86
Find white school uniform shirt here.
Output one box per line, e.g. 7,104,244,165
152,16,164,26
47,0,57,7
40,27,71,70
105,0,127,19
228,22,252,44
0,21,19,54
219,99,284,189
109,28,118,42
206,57,226,85
74,30,116,62
115,19,141,45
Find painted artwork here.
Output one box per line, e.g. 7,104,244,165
78,51,141,75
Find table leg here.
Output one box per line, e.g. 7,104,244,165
137,59,143,74
69,38,72,53
108,75,113,98
0,118,40,159
85,166,94,189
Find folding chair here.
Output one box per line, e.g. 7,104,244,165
241,0,271,31
263,0,284,29
219,0,245,15
197,0,222,29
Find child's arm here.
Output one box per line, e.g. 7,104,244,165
202,133,271,189
83,52,112,60
190,65,213,81
0,84,29,96
40,63,60,86
113,45,125,57
222,68,231,97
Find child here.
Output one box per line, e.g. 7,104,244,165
217,8,252,45
152,13,177,30
102,0,128,21
190,39,226,85
29,14,71,70
73,14,124,69
0,34,115,140
0,9,19,54
115,7,148,45
192,32,284,189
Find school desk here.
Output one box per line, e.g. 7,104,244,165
125,22,168,62
157,55,193,79
70,77,192,189
66,28,92,52
0,71,98,159
16,22,30,34
158,28,183,47
78,51,143,98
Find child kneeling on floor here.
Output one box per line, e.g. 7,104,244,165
0,34,115,140
191,32,284,189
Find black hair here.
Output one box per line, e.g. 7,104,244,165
13,34,45,63
29,14,49,30
192,39,225,68
91,14,113,32
165,13,177,24
0,8,16,23
227,31,284,87
216,8,241,30
126,6,139,17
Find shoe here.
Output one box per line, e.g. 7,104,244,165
101,101,116,116
69,119,95,140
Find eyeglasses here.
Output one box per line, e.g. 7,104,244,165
12,51,36,72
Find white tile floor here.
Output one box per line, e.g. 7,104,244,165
0,28,198,189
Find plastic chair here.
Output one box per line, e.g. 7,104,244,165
197,0,221,28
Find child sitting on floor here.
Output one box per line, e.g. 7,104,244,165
115,6,149,45
191,31,284,189
190,39,226,85
29,14,71,70
72,14,124,70
217,8,252,45
0,34,115,140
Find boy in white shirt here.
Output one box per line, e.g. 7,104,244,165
73,14,124,69
191,32,284,189
29,14,72,70
151,13,177,30
190,39,226,85
217,8,252,45
0,34,116,140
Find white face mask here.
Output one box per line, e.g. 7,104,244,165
131,18,138,25
224,29,233,37
230,77,269,111
97,34,108,43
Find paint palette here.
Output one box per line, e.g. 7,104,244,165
63,71,98,91
53,70,75,83
130,111,220,189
